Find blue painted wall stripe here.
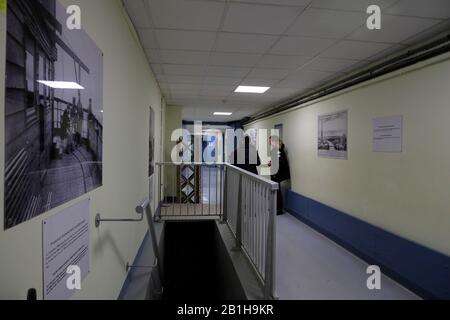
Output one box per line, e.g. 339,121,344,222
285,190,450,300
117,230,150,300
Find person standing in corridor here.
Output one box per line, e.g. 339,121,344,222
231,135,261,175
269,135,291,215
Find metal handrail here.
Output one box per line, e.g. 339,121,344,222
224,163,278,190
95,198,164,298
94,198,148,228
155,162,278,189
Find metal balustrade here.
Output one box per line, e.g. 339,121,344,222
155,162,225,220
155,162,278,299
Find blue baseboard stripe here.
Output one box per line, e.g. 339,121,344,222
117,230,150,300
285,190,450,300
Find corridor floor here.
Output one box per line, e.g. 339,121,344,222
275,213,419,300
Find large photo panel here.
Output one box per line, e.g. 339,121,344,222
4,0,103,229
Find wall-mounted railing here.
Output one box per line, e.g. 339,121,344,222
155,162,278,299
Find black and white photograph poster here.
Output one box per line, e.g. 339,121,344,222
318,110,348,160
4,0,103,229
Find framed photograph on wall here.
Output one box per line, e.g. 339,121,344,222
4,0,103,229
149,106,155,202
318,110,348,160
149,106,155,178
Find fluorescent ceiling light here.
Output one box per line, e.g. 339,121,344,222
214,112,232,116
37,81,85,90
235,86,270,93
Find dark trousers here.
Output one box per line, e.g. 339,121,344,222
276,184,284,215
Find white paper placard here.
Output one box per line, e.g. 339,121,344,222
42,199,90,300
373,116,403,153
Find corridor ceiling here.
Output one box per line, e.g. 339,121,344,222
123,0,450,122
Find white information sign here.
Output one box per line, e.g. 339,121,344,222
373,116,403,153
43,199,90,300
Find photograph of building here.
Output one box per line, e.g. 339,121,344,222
318,110,348,160
4,0,103,229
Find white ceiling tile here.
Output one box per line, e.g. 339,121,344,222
161,75,205,85
271,36,335,56
319,40,392,60
284,69,336,82
124,0,152,28
257,54,312,69
148,0,225,30
276,70,336,87
170,93,201,100
276,78,316,89
231,0,312,6
138,29,159,48
199,91,230,99
163,64,207,76
287,8,366,38
201,85,234,95
348,15,440,44
240,78,281,87
401,20,450,45
215,33,278,53
170,83,203,92
154,29,216,51
206,66,251,77
246,68,291,79
386,0,450,19
222,3,304,35
228,94,281,106
300,57,359,72
365,44,407,62
264,87,302,98
311,0,397,11
158,50,210,65
209,52,261,67
203,76,243,85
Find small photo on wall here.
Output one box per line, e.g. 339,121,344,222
318,110,348,160
4,0,103,229
149,106,155,178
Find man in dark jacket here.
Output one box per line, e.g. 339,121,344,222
269,136,291,215
231,136,261,175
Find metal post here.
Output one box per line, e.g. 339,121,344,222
234,174,243,249
144,202,163,285
264,189,277,300
221,166,228,223
157,165,162,220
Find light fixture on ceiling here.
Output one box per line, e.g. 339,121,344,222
234,86,270,94
214,112,232,116
37,81,85,90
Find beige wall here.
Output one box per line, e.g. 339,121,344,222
246,54,450,257
0,0,165,299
